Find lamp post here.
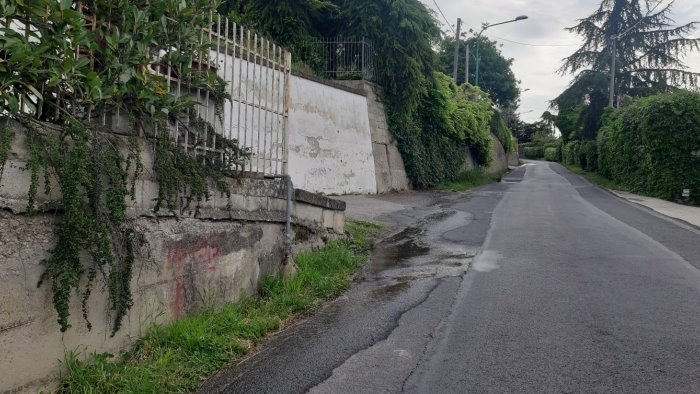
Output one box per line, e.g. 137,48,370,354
474,15,528,87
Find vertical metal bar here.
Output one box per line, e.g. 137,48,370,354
202,12,213,160
283,50,292,176
276,46,283,175
465,43,470,85
236,24,244,168
243,29,251,172
195,26,204,159
256,36,264,173
213,13,222,159
223,17,231,142
250,33,259,173
272,44,279,175
262,39,270,174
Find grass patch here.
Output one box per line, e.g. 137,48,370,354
437,169,502,191
563,164,631,192
58,221,382,393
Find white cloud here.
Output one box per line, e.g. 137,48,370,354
422,0,700,122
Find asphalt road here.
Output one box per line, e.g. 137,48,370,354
200,161,700,394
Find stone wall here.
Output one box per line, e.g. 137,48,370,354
0,122,345,393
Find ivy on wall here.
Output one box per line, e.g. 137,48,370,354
0,0,247,334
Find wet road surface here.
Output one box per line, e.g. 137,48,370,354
199,162,700,393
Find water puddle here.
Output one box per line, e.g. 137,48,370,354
370,281,411,300
369,237,430,274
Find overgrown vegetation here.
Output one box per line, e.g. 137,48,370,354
556,91,700,205
521,146,543,160
554,0,700,142
437,169,501,192
544,147,558,162
0,0,246,333
548,1,700,206
58,221,381,393
437,36,520,108
490,111,516,153
219,0,513,189
597,91,700,204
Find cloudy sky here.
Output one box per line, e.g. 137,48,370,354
419,0,700,123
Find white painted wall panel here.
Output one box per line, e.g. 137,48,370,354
288,77,377,195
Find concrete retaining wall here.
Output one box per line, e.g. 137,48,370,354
484,134,510,175
287,76,377,195
463,133,516,175
0,214,285,393
0,122,345,393
334,81,411,193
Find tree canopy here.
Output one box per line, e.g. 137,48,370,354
437,36,520,108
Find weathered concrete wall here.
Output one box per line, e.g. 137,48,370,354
484,134,509,175
0,122,346,393
0,214,285,393
507,149,521,167
288,76,377,195
463,134,513,175
334,81,411,193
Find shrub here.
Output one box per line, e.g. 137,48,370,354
544,147,558,161
562,140,580,166
597,91,700,204
580,140,597,172
523,146,545,159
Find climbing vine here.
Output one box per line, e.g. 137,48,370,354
0,0,248,334
0,122,12,182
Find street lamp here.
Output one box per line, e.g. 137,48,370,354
474,15,528,87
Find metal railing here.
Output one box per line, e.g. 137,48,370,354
2,11,291,177
186,15,292,176
305,37,381,83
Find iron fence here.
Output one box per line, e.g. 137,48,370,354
307,37,381,83
2,11,291,177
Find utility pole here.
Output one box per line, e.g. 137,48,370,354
465,43,470,84
452,18,462,81
609,35,617,107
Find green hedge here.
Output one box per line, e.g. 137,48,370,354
597,91,700,204
562,140,596,171
523,146,545,159
544,147,558,161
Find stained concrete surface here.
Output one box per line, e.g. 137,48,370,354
199,162,700,393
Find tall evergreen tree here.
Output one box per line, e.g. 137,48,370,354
554,0,700,139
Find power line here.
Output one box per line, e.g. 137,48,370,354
458,20,576,48
431,0,456,34
489,35,578,47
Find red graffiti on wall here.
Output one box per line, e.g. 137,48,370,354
166,234,224,317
